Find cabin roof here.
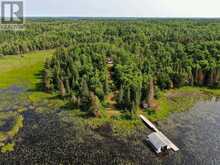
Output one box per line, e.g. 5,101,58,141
147,132,167,150
142,102,148,108
106,57,113,64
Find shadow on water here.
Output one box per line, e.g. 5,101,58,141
0,85,26,94
0,117,14,132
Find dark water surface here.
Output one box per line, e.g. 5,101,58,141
158,98,220,165
0,87,219,165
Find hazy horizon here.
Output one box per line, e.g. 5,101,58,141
25,0,220,18
25,16,220,19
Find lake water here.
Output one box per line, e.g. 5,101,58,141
0,87,220,164
156,98,220,165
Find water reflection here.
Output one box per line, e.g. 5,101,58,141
157,100,220,165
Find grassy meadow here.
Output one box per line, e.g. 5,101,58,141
0,50,54,89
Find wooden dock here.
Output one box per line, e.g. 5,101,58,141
140,115,179,152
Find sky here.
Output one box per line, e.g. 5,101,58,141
25,0,220,17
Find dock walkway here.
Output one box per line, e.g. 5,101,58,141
140,115,179,152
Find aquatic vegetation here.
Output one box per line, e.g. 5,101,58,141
0,110,23,153
0,111,154,164
6,115,23,139
1,142,15,153
0,114,23,151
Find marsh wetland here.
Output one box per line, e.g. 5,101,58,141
0,85,219,164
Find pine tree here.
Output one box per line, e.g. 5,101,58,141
147,78,155,108
131,101,137,119
71,77,76,89
65,78,71,94
44,69,52,92
70,93,78,108
59,79,66,97
126,87,131,108
81,78,89,97
88,92,101,117
103,78,109,94
118,85,124,107
135,87,141,106
80,78,90,111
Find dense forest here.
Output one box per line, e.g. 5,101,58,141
1,19,220,115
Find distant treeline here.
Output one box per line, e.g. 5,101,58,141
1,20,220,55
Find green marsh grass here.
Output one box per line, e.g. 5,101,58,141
0,50,54,88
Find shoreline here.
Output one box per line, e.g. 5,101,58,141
0,50,220,138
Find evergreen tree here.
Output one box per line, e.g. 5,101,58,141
118,85,124,107
88,92,101,117
103,78,109,94
59,79,66,97
80,78,90,111
43,69,52,92
80,78,89,97
64,78,71,94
